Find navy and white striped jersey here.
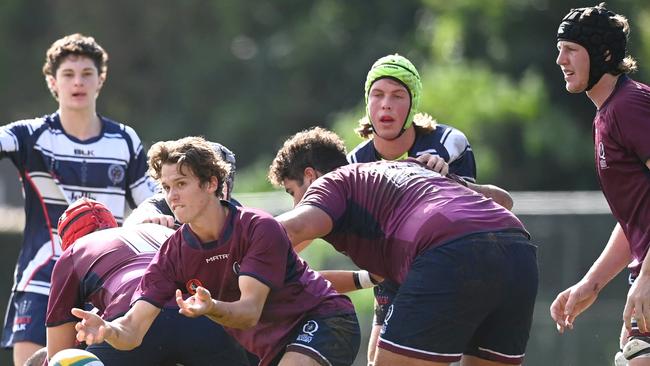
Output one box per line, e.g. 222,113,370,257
347,123,477,182
0,112,157,295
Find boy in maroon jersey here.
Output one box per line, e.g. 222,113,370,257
269,127,538,366
551,3,650,364
73,136,360,366
46,198,250,366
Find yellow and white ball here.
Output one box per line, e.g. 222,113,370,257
49,348,104,366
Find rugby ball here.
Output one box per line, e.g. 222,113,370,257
49,348,104,366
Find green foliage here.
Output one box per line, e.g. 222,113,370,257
233,155,275,193
2,2,650,365
1,0,649,192
331,108,365,151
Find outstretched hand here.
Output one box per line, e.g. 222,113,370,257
416,153,449,176
71,308,110,345
176,287,214,318
623,274,650,333
550,280,599,333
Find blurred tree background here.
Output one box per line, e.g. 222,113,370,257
1,0,649,365
1,0,648,193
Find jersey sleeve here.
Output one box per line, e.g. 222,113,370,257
347,140,373,164
615,94,650,162
298,172,349,224
238,217,291,290
122,125,157,208
448,149,477,182
0,120,34,166
133,237,181,307
45,250,84,326
443,128,477,181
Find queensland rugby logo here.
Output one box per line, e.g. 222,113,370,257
186,279,204,295
385,304,394,323
107,164,125,185
302,320,319,336
598,141,608,169
381,304,394,335
297,320,319,343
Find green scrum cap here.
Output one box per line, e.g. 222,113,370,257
364,53,422,132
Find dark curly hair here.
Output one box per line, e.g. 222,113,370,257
268,127,348,187
42,33,109,98
148,136,231,198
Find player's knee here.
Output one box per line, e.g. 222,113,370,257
23,347,47,366
13,341,45,366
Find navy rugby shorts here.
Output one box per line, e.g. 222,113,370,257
276,313,360,366
1,291,47,348
377,230,538,365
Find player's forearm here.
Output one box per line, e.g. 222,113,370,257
320,270,380,293
321,270,359,293
205,299,263,330
101,324,141,350
466,182,514,210
582,223,631,292
102,315,148,350
276,206,333,247
637,238,650,279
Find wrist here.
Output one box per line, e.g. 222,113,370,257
580,276,605,294
353,270,378,289
208,299,219,317
103,322,116,342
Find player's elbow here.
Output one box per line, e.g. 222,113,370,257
112,335,143,351
490,185,514,211
282,224,304,246
476,184,513,211
132,335,146,349
239,303,265,329
277,215,309,246
232,313,261,330
108,325,146,351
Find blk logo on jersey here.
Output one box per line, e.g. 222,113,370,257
186,279,204,295
74,148,95,156
13,315,31,332
232,262,240,275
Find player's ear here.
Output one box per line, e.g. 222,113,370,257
45,75,58,99
303,167,318,183
96,74,106,95
208,176,219,193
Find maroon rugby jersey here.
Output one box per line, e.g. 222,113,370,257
46,224,173,325
134,201,353,366
593,75,650,275
298,159,528,285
